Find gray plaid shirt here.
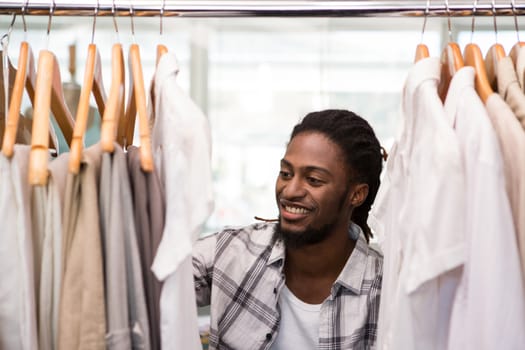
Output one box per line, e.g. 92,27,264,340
193,222,383,350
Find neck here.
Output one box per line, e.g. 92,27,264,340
284,226,355,279
283,226,356,304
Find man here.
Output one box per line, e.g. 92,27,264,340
193,109,384,349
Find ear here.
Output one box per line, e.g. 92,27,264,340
350,183,369,207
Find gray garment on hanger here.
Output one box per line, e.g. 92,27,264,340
0,145,38,350
31,171,63,350
127,145,165,350
99,144,151,350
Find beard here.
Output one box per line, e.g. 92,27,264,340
273,218,337,249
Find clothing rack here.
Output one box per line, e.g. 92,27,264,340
0,1,524,18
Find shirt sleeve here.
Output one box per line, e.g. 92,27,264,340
192,233,218,307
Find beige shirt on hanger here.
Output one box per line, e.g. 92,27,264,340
58,144,106,350
515,45,525,91
485,92,525,284
498,56,525,131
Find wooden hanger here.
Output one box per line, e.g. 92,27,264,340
509,0,524,66
47,52,75,147
438,42,464,102
464,43,493,104
414,0,430,63
1,42,58,157
28,50,55,186
124,44,153,172
414,44,429,63
156,44,168,66
0,47,19,149
101,43,125,153
483,0,506,93
509,42,525,67
68,43,106,174
436,0,465,102
484,43,506,92
157,0,168,66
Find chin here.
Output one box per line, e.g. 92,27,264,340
273,217,335,249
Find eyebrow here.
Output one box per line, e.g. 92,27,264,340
280,159,333,177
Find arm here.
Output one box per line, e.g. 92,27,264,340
192,232,218,307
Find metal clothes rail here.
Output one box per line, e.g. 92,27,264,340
0,0,524,18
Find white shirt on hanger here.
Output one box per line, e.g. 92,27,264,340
444,67,525,350
150,52,214,350
371,57,466,350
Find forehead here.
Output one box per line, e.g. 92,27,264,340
284,132,347,173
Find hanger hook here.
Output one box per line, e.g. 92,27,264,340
21,0,28,33
420,0,430,44
1,14,16,50
111,0,120,42
130,1,135,43
7,13,17,38
445,0,452,42
46,0,55,41
511,0,520,42
129,1,135,44
492,0,498,43
160,0,166,36
91,0,99,44
471,0,478,43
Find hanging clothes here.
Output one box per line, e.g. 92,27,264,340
485,91,525,284
127,145,165,350
515,46,525,93
149,52,214,350
31,169,63,350
372,57,466,350
99,143,151,350
444,67,525,350
58,144,106,350
0,145,38,350
498,56,525,130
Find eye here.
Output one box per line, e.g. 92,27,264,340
307,177,323,186
279,170,292,179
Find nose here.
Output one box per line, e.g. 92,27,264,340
280,176,306,199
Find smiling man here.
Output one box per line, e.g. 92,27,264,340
193,109,384,350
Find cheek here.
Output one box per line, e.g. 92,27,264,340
317,188,347,212
275,178,284,198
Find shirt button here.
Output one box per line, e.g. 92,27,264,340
266,333,272,341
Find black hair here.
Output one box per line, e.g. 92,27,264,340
290,109,383,242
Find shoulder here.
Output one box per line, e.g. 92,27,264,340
197,222,277,261
365,242,383,277
215,222,276,257
352,238,383,296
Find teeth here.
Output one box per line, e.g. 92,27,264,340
285,206,309,214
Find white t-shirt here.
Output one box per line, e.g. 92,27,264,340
270,285,321,350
